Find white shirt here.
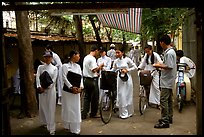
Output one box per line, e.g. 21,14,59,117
107,49,116,61
97,55,112,71
62,61,84,89
61,61,83,125
83,54,98,78
36,63,58,133
52,52,62,68
138,52,163,71
179,56,196,78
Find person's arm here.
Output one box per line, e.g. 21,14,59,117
138,53,147,70
104,57,112,70
153,52,175,70
155,52,163,64
153,63,168,70
36,65,45,92
92,63,104,73
62,64,72,88
36,65,42,88
48,66,58,89
53,53,62,68
126,57,137,72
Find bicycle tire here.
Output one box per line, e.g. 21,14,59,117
178,95,184,113
99,91,113,124
139,86,148,115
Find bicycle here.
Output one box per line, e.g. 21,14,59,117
175,63,187,112
99,70,117,124
138,69,155,115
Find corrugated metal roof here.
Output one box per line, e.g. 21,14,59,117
97,8,142,34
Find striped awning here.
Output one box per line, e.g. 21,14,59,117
97,8,142,34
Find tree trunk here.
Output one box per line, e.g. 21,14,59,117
105,28,112,42
73,15,85,68
89,15,102,47
15,10,38,118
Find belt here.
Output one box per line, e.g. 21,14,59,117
83,77,98,80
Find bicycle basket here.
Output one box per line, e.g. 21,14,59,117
100,71,117,90
139,70,153,86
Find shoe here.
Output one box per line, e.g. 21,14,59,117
64,128,70,132
50,131,55,135
158,119,173,124
156,105,161,110
119,116,128,119
154,122,169,128
69,132,80,135
81,115,87,120
57,97,62,105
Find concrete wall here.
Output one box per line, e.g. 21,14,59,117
182,9,197,91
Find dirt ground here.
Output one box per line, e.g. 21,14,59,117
9,69,197,135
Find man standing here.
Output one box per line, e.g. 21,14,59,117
107,44,116,68
153,34,177,128
81,45,104,119
132,45,141,66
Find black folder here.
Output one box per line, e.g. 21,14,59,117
63,71,82,93
39,71,53,89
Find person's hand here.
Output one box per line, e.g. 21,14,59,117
77,87,82,93
153,63,164,71
153,63,161,68
121,68,128,73
99,63,104,70
71,87,79,94
37,87,45,93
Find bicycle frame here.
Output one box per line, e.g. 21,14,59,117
99,70,117,124
176,63,187,112
138,69,156,115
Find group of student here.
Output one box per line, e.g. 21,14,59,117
34,34,196,135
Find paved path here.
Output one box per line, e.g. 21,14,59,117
9,69,196,135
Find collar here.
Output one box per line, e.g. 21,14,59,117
164,47,173,54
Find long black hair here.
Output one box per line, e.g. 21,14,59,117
144,44,155,65
67,50,79,63
116,46,126,58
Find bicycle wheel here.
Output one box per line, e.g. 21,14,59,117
99,91,113,124
177,94,184,113
139,86,148,115
80,90,85,111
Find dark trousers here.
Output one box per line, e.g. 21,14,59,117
81,77,99,117
160,88,173,123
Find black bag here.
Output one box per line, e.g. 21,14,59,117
63,71,82,93
100,71,117,90
119,71,128,82
39,71,53,89
139,70,153,86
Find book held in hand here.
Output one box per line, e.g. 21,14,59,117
63,71,82,93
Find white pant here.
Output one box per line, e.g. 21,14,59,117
63,121,81,134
